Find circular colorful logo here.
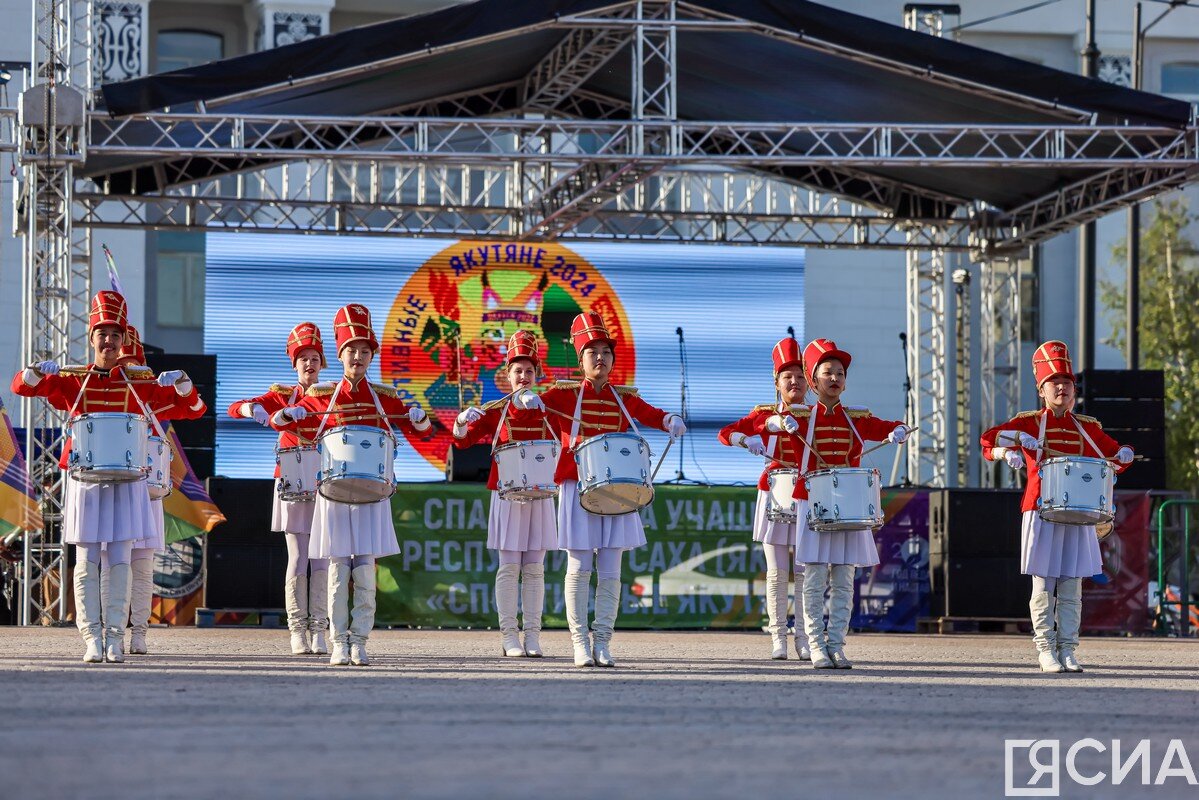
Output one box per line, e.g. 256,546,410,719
380,241,634,471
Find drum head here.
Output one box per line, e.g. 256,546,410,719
579,481,654,516
319,477,395,505
1096,520,1115,541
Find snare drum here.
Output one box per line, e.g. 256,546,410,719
317,426,397,504
277,445,319,502
494,439,559,502
146,435,173,499
804,467,883,532
574,433,653,516
765,469,799,523
1038,456,1114,526
67,413,149,483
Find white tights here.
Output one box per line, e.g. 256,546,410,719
763,543,804,577
567,548,622,580
76,541,132,567
499,549,546,566
331,555,374,570
285,532,329,577
1032,576,1058,595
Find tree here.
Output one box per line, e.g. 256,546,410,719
1102,197,1199,495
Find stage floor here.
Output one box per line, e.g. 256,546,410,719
1,628,1195,799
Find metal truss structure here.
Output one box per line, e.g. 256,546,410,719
5,0,1198,622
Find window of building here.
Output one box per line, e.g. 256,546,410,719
156,232,205,328
1161,62,1199,98
155,30,223,73
1019,249,1040,344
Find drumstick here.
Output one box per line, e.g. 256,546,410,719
794,436,831,469
544,407,586,427
650,437,675,482
859,426,920,459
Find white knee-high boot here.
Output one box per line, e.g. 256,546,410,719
521,563,545,657
826,564,855,669
308,569,329,654
565,571,593,667
1030,589,1064,673
74,558,104,663
592,578,621,668
495,563,523,657
328,562,351,666
104,562,132,663
128,557,154,655
802,563,833,668
349,564,376,666
285,575,310,654
765,568,788,659
1056,578,1084,672
793,566,810,660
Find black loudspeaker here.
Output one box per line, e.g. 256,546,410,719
145,352,218,481
1076,369,1166,490
929,489,1029,618
203,477,286,610
446,443,491,482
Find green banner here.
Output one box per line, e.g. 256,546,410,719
377,483,773,629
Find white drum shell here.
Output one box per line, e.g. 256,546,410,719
146,435,173,499
318,426,396,505
804,467,883,531
574,433,654,516
1038,456,1114,526
766,469,799,523
68,413,149,483
494,439,559,502
277,445,320,502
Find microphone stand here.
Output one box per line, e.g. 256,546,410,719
891,332,914,487
664,326,702,485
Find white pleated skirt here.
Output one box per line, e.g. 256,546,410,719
557,480,646,551
752,489,807,546
308,494,400,559
794,513,880,567
271,480,316,535
130,498,166,553
62,472,155,545
1020,510,1102,578
488,491,558,551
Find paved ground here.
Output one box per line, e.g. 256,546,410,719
1,628,1196,800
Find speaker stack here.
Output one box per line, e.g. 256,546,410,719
202,478,286,610
446,443,491,482
1076,369,1166,490
928,489,1029,619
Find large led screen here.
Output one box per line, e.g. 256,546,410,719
207,234,804,485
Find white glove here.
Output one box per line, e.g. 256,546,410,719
284,406,308,422
34,360,60,376
741,434,766,456
780,415,800,435
408,405,428,425
1002,448,1024,470
251,405,270,426
887,424,911,445
667,414,687,438
156,370,184,387
456,407,484,426
1018,432,1040,451
516,390,546,412
1115,446,1134,465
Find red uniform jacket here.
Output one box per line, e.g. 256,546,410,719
229,383,325,478
539,379,671,483
11,365,206,468
788,402,903,500
718,402,811,497
271,378,429,440
454,400,559,491
980,408,1131,513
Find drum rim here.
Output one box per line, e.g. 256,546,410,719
1040,455,1110,467
70,412,150,423
805,466,881,478
320,424,397,444
277,444,319,454
493,438,559,454
767,467,799,478
576,431,648,448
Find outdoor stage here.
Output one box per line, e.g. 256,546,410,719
2,628,1195,799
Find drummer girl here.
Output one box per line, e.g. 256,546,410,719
228,322,329,656
794,339,908,669
115,325,207,657
453,330,559,658
718,338,811,661
539,312,687,668
274,304,431,667
981,340,1133,674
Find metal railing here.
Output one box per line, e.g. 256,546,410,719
1154,499,1198,637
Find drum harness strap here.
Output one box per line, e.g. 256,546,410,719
491,398,550,451
312,379,395,442
568,381,640,451
1035,410,1104,462
119,367,168,441
842,406,866,465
